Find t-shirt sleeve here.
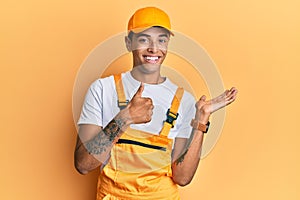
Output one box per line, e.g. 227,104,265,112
174,92,196,138
77,79,103,127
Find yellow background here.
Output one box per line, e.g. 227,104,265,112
1,0,299,199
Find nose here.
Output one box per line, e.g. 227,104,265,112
147,41,158,53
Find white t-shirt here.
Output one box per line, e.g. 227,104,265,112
78,71,196,139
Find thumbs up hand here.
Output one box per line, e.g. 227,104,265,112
126,83,154,124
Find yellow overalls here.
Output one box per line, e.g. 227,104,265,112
97,74,184,200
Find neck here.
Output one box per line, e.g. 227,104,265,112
130,68,165,84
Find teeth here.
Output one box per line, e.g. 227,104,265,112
145,56,158,61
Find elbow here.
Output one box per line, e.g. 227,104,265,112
74,148,92,175
75,163,89,175
172,175,192,187
74,149,103,175
74,152,90,175
74,160,89,175
74,152,101,175
175,179,192,187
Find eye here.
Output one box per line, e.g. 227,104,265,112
138,37,149,44
159,38,169,44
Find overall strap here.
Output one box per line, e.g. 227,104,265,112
160,87,184,137
113,74,128,110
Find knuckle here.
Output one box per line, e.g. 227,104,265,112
145,99,152,106
146,98,153,104
144,116,149,122
203,106,210,114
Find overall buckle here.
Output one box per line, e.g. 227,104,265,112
165,109,179,128
118,100,129,110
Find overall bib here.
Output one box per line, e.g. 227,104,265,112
97,74,184,200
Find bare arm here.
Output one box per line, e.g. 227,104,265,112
171,130,204,186
74,83,154,174
74,112,130,174
171,87,238,186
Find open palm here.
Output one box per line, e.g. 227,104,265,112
196,87,238,121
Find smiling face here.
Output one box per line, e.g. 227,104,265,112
126,27,170,74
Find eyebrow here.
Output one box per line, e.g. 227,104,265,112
136,33,169,38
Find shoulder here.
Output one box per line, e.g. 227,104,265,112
182,90,196,105
88,75,115,91
165,78,196,104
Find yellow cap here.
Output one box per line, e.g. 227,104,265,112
128,7,174,36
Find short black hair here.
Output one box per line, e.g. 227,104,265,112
128,31,134,40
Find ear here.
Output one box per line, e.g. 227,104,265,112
125,36,132,52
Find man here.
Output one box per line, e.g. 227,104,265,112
74,7,238,200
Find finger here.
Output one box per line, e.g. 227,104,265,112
230,87,237,92
147,97,153,106
223,89,231,98
226,88,238,101
149,109,153,117
133,82,144,98
227,95,237,105
199,95,206,101
212,90,229,103
219,87,236,99
226,89,238,104
228,87,237,95
220,87,235,100
213,88,235,106
150,104,154,110
145,115,152,123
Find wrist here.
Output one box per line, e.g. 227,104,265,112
190,119,210,133
194,112,210,124
115,108,132,128
114,108,132,132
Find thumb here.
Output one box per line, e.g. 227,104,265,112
200,95,206,101
133,82,144,98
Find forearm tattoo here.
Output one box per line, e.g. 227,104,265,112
175,151,188,165
174,131,195,165
85,118,125,155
